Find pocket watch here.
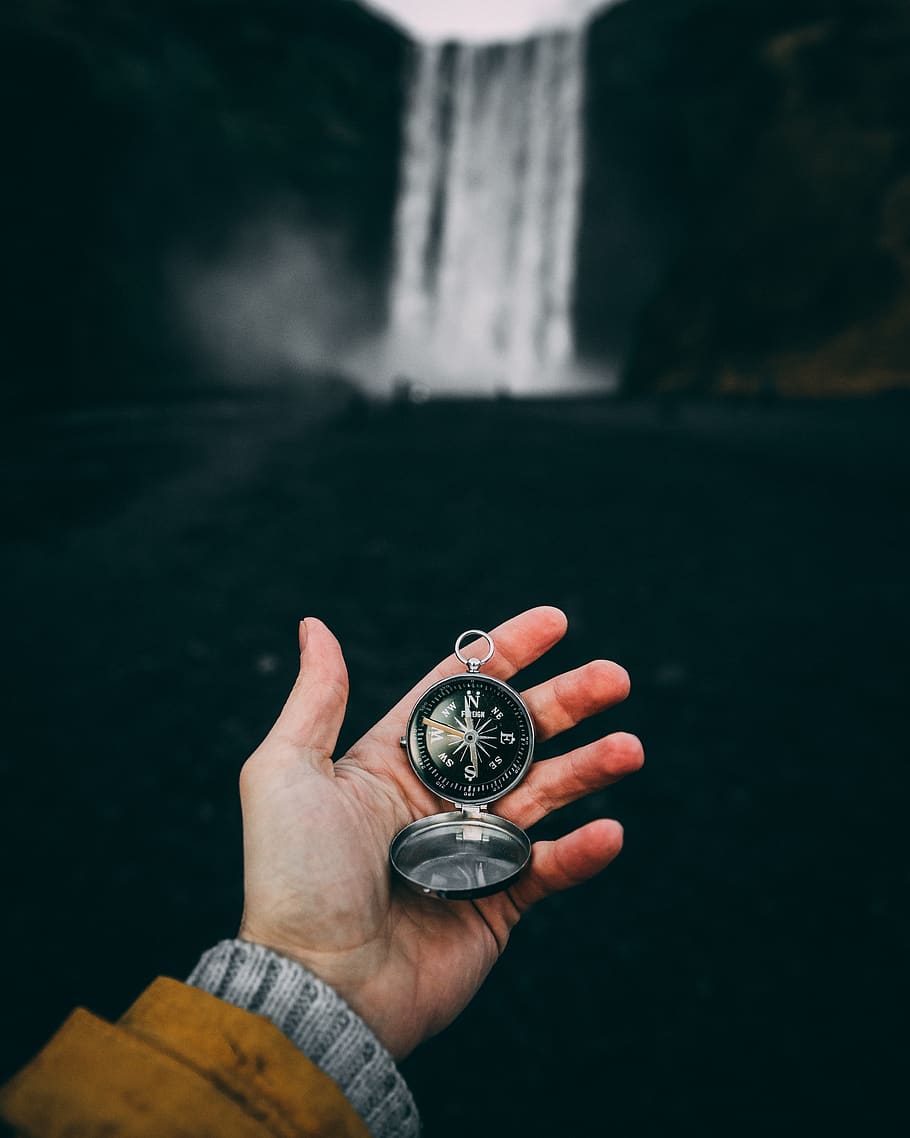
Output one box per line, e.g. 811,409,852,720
390,630,535,900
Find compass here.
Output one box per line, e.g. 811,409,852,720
390,630,536,900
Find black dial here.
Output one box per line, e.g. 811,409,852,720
406,673,535,804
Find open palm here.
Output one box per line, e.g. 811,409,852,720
238,607,643,1059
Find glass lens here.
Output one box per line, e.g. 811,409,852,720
391,814,531,899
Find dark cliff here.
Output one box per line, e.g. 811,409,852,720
3,0,907,405
1,0,407,405
580,0,910,395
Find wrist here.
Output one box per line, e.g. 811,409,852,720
188,939,419,1138
236,920,404,1057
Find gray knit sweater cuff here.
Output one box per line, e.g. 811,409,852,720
187,939,419,1138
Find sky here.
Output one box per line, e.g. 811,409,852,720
360,0,617,42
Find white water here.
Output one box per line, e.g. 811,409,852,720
386,29,589,395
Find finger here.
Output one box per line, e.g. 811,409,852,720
259,618,349,770
521,659,631,743
502,732,644,829
369,606,568,747
509,818,624,913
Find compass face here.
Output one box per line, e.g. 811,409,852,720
406,673,535,805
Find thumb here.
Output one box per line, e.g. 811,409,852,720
263,617,349,770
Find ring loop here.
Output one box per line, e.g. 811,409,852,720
454,629,495,667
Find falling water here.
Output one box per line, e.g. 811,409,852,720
387,29,587,394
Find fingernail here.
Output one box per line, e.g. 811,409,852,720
299,618,310,654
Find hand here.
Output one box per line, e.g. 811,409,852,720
238,607,643,1059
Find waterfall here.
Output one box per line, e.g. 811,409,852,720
387,29,587,395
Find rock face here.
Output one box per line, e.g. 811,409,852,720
581,0,910,395
3,0,908,405
1,0,407,406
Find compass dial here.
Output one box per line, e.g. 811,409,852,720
405,673,535,805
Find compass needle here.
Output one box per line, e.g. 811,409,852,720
421,717,465,740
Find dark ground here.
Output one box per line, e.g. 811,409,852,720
1,389,907,1136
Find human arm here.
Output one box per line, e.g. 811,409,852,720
0,606,642,1137
236,606,643,1059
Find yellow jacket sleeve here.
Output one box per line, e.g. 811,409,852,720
0,977,370,1138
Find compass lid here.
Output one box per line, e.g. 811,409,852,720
390,810,531,901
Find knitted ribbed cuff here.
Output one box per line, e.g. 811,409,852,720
187,939,419,1138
